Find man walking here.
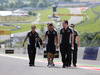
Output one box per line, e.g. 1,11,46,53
43,23,58,67
22,25,40,66
58,20,74,68
70,24,80,67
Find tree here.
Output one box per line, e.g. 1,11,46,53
64,0,72,2
37,0,45,8
90,34,100,47
30,0,49,8
33,12,36,16
0,0,8,5
30,0,39,7
0,5,5,10
9,3,14,8
28,11,32,15
42,0,49,7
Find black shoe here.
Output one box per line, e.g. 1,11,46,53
65,64,68,67
68,65,71,67
29,64,33,66
47,64,49,66
29,64,35,66
73,64,77,67
32,64,35,66
62,65,66,68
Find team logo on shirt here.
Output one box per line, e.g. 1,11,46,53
48,31,50,34
35,34,37,37
74,32,76,35
67,29,70,32
53,31,56,34
29,33,32,36
62,29,65,33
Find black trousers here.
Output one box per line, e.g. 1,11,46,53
60,44,71,66
27,45,36,65
71,44,78,65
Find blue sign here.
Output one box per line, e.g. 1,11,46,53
83,47,99,60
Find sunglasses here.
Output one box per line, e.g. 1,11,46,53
32,27,36,29
70,26,74,28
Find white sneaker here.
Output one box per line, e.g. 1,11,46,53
48,64,52,67
51,61,55,66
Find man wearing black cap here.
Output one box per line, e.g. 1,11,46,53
58,20,74,68
43,23,58,67
70,24,80,67
22,25,40,66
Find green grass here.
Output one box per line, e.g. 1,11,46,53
81,10,87,21
8,0,16,3
0,26,16,30
57,8,71,21
35,9,53,22
93,5,100,13
8,0,30,3
0,16,36,22
11,24,47,34
36,8,70,22
75,6,100,34
11,24,33,33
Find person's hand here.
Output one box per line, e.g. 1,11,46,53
78,44,80,47
43,43,46,48
35,38,38,41
22,43,24,47
56,44,59,49
72,44,74,48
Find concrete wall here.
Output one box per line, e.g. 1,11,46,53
97,47,100,61
77,47,86,59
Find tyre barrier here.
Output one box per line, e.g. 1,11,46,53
83,47,99,60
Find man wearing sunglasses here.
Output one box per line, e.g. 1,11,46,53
70,24,80,67
22,25,39,66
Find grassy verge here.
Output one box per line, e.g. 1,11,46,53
81,10,87,21
75,6,100,34
36,8,70,22
8,0,30,3
0,16,36,22
57,8,71,21
0,26,16,30
11,24,47,34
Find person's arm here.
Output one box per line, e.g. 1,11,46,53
55,35,58,49
43,35,46,48
57,34,61,49
71,33,74,48
76,36,80,47
22,36,28,47
35,33,39,41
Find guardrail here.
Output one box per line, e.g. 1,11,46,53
0,23,21,31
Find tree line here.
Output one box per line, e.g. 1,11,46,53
0,0,51,10
0,0,74,10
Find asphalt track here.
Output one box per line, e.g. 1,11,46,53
68,8,83,25
0,54,100,75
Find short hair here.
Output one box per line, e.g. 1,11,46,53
64,20,68,25
71,24,75,27
31,25,36,29
49,23,53,26
47,23,49,25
